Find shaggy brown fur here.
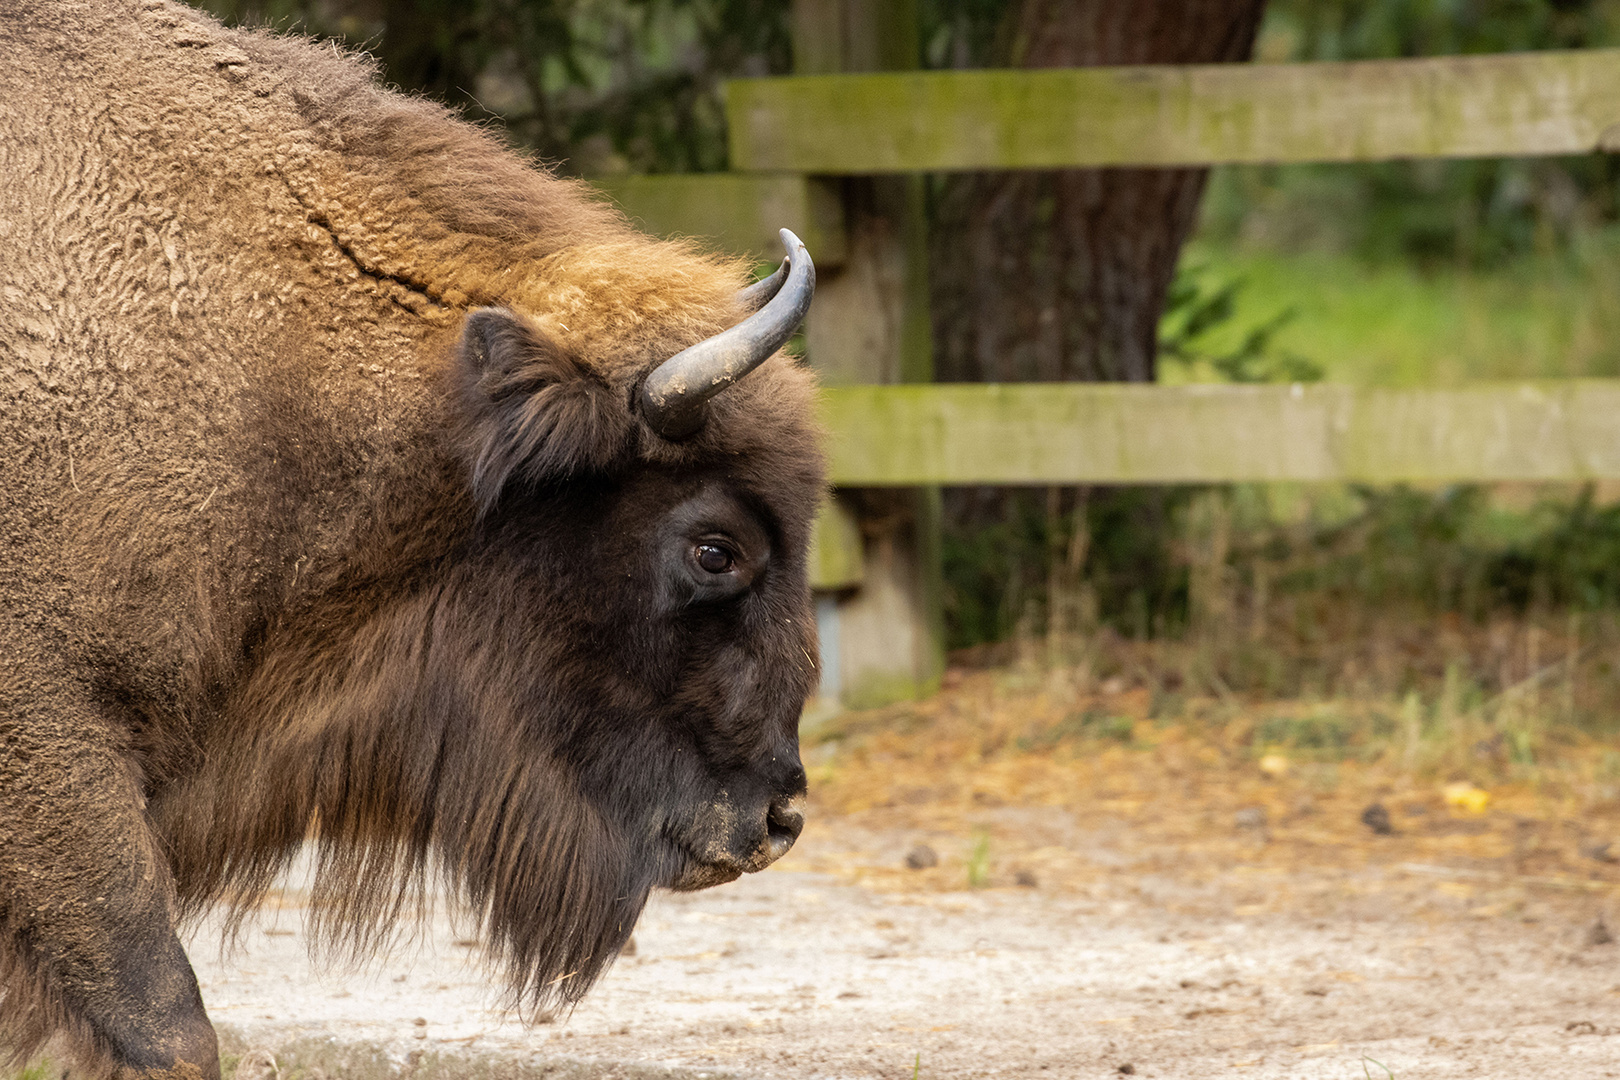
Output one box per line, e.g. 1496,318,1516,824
0,3,823,1078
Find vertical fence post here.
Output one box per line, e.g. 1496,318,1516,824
791,0,945,710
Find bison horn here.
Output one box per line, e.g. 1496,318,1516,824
637,228,815,440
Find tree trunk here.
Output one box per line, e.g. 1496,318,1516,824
929,0,1267,384
930,1,1267,649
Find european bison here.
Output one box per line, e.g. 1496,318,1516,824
0,3,823,1077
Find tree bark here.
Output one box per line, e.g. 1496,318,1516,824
929,0,1267,384
930,1,1267,649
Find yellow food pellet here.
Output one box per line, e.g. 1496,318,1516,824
1443,782,1490,815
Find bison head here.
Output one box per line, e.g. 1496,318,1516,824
417,231,821,1004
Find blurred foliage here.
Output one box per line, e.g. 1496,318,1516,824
187,0,789,172
1165,240,1620,385
1158,265,1324,383
918,0,1009,68
944,487,1197,649
944,481,1620,654
1266,0,1620,59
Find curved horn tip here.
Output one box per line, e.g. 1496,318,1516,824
736,257,789,313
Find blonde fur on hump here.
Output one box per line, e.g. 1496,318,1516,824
236,12,758,366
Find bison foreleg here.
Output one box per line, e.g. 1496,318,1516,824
0,683,218,1080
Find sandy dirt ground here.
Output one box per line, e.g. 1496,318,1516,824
194,812,1620,1080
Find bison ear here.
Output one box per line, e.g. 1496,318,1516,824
452,308,631,512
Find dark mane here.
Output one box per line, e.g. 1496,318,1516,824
154,533,662,1010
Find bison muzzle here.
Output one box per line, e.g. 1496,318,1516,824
0,3,825,1078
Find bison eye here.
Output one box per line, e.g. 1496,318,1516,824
694,543,736,575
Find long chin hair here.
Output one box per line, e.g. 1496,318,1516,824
151,572,667,1013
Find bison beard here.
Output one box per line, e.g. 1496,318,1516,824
0,3,824,1078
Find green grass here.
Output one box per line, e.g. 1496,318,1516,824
5,1063,59,1080
966,830,991,889
1163,236,1620,386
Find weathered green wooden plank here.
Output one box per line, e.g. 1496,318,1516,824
592,173,846,266
819,382,1620,484
729,50,1620,172
791,0,918,76
808,495,865,590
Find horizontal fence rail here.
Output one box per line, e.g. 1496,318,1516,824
819,382,1620,484
728,50,1620,173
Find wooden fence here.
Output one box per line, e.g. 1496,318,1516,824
727,50,1620,172
819,382,1620,485
593,32,1620,707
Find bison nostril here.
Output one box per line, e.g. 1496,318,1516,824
765,798,804,860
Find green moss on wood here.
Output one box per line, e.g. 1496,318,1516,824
809,495,864,589
727,50,1620,172
817,381,1620,484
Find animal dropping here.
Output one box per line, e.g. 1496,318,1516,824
0,4,820,1079
904,844,939,870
